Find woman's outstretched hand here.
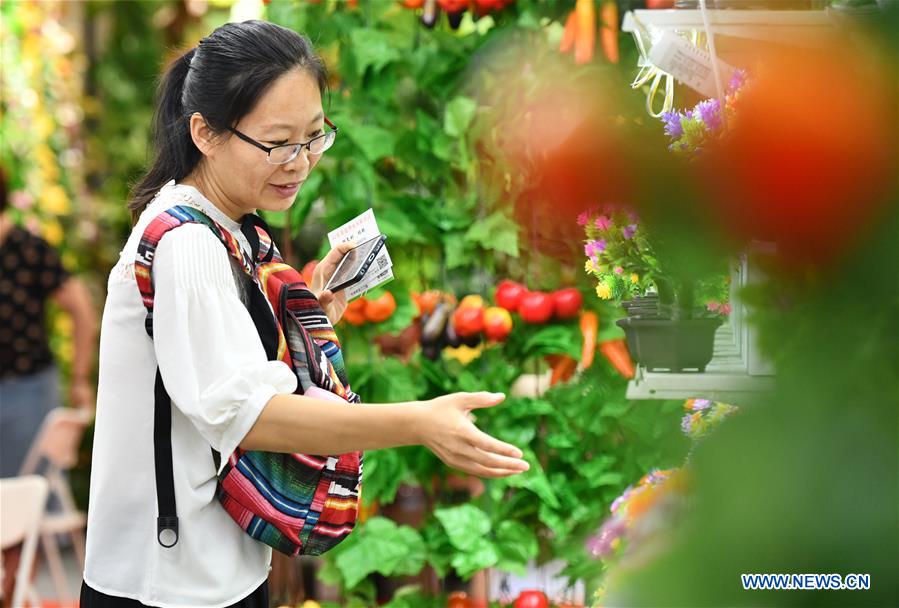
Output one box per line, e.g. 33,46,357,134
421,392,529,478
310,242,356,325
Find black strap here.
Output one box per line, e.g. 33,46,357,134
154,368,178,547
152,213,279,549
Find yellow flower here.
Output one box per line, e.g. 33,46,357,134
585,259,596,274
41,185,70,215
42,220,64,246
631,273,639,284
596,283,612,299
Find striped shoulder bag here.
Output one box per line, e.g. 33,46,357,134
134,204,362,557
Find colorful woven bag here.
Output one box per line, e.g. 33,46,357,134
134,204,362,557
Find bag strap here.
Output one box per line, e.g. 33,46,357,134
154,368,178,547
136,205,263,548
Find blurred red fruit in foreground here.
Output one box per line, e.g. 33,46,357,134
701,49,895,271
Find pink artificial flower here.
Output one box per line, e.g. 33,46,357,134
594,215,613,231
614,266,624,275
576,211,590,226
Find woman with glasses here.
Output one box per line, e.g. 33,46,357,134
81,20,528,608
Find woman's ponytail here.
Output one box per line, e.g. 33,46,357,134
128,47,200,223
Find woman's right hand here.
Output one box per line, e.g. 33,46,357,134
420,392,530,478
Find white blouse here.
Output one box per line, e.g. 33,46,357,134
83,182,298,607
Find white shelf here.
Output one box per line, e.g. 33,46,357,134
623,9,836,47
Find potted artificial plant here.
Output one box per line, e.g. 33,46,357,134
581,205,728,373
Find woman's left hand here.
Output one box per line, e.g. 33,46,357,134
310,242,356,325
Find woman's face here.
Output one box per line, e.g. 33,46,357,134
195,68,325,218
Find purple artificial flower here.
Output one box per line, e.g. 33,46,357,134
585,517,627,559
622,224,637,239
681,414,693,435
661,111,683,140
577,211,590,226
594,215,613,231
691,398,712,411
585,239,607,257
694,98,722,132
728,68,748,94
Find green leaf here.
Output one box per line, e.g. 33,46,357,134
505,450,561,509
464,212,519,257
361,449,408,506
494,520,538,574
350,29,401,76
444,96,477,137
450,536,499,579
346,124,396,163
434,504,492,552
334,517,425,589
443,233,470,269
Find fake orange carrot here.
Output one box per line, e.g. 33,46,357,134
560,10,577,54
579,311,599,368
600,1,619,64
599,338,635,379
574,0,596,65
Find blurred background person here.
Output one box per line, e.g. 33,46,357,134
0,165,97,478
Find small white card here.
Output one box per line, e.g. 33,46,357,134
649,32,735,99
327,208,393,299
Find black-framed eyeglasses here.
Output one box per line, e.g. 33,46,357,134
227,117,338,165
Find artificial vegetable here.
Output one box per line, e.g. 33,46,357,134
600,0,619,64
364,292,397,323
343,297,367,326
518,291,554,324
574,0,595,65
559,10,577,54
579,310,598,368
550,354,578,385
552,287,583,319
599,338,635,379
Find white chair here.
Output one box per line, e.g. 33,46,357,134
18,407,92,603
1,475,49,608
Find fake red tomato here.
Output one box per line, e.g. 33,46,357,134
552,288,583,319
343,298,367,326
446,591,470,608
518,292,554,324
483,307,513,342
413,290,440,318
438,0,468,11
401,0,425,7
701,49,893,272
494,280,527,312
646,0,675,7
513,590,549,608
453,306,484,338
364,292,397,323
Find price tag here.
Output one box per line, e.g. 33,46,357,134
649,32,735,99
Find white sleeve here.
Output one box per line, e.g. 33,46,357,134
151,224,298,472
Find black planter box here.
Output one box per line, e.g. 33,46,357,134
616,315,724,373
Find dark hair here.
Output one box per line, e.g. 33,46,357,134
129,20,328,222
